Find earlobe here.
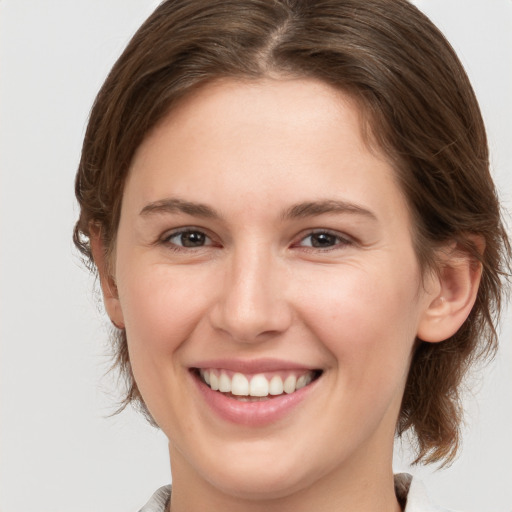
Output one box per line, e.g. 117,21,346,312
417,246,483,343
89,228,125,330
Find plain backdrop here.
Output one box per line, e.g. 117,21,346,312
0,1,511,511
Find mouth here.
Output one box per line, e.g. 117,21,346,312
192,368,323,402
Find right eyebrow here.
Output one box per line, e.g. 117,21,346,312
139,198,221,219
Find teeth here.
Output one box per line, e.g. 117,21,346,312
296,374,308,389
210,372,219,391
250,374,269,397
231,373,249,396
269,375,284,395
283,375,297,394
219,372,231,392
199,369,317,397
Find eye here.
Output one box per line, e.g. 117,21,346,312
297,230,352,249
164,229,212,248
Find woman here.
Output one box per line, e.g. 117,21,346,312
73,1,510,510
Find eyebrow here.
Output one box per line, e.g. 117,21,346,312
140,198,220,219
282,199,377,221
140,197,377,222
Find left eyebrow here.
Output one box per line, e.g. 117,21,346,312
281,199,378,221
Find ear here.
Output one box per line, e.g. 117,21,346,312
417,242,483,343
89,227,125,330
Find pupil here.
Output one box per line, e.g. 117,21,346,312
182,232,205,247
312,233,335,247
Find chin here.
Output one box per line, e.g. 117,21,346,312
179,433,339,503
201,459,319,502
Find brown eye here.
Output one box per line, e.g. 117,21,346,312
167,230,210,248
309,233,337,247
298,231,351,249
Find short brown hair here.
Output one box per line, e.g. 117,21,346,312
74,0,511,465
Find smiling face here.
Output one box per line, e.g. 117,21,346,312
102,78,440,507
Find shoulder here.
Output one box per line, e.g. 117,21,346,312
138,485,172,512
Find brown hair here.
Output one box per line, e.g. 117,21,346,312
74,0,511,465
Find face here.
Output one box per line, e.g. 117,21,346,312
108,79,438,500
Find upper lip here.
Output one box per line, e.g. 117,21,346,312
189,358,319,374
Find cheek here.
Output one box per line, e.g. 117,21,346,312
295,260,422,381
115,260,214,381
114,261,216,426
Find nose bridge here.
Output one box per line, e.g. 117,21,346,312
211,241,291,342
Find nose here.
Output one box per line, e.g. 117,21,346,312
209,247,292,343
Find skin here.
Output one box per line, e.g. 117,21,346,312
92,78,481,512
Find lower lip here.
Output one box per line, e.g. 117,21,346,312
191,371,318,427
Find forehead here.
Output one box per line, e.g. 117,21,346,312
152,77,372,155
125,77,409,229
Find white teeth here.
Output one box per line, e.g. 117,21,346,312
219,372,231,392
249,374,269,397
199,369,317,397
231,373,249,396
210,372,219,391
296,375,307,389
283,375,297,394
269,375,284,395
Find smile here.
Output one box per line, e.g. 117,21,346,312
190,362,323,426
197,369,320,400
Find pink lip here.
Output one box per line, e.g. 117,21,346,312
190,357,316,374
189,364,320,427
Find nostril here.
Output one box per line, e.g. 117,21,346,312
207,260,293,342
208,299,293,343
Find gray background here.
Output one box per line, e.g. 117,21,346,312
1,1,511,511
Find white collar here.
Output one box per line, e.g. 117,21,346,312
400,474,452,512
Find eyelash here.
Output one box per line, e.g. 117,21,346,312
159,228,354,252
